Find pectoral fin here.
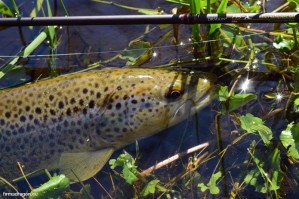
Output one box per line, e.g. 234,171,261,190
59,148,114,182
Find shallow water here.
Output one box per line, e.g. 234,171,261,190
0,0,298,198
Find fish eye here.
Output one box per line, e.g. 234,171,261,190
166,89,183,100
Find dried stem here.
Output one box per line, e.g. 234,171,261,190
140,142,209,176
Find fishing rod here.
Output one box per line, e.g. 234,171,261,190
0,12,298,26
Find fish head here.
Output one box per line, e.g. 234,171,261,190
101,68,215,146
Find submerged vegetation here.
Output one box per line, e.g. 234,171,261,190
0,0,298,198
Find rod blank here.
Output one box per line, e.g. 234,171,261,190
0,13,298,26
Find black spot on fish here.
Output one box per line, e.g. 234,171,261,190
34,119,40,125
66,108,72,116
82,88,88,94
123,95,128,100
52,118,57,123
49,95,54,101
79,138,84,144
50,149,55,155
25,106,30,111
58,101,64,109
73,107,79,113
17,100,22,105
20,116,26,122
70,98,76,104
63,120,69,127
12,130,17,136
29,114,33,120
104,87,108,92
21,157,29,163
122,128,128,132
107,104,112,110
39,135,43,141
5,131,11,137
114,127,120,133
50,109,56,116
116,103,121,110
76,129,81,135
49,134,54,139
145,102,151,108
79,99,84,106
131,99,138,104
26,125,31,132
89,100,95,109
5,112,11,118
117,86,122,90
95,83,99,88
24,137,29,143
83,108,88,115
96,92,101,98
68,144,74,150
0,119,5,125
56,125,62,131
49,142,55,147
35,107,42,114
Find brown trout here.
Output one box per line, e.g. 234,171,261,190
0,68,214,182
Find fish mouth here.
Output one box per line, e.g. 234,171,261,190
168,86,216,126
193,86,217,112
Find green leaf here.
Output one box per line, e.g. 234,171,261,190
30,0,44,17
240,113,273,145
198,183,208,192
295,98,299,112
209,0,228,35
247,147,283,195
29,174,70,199
280,123,299,160
218,86,229,102
198,171,221,195
269,147,284,191
288,0,299,11
228,93,257,112
109,152,139,184
141,179,160,197
123,165,138,184
273,34,295,51
121,40,153,66
0,0,14,17
292,123,299,143
218,86,257,112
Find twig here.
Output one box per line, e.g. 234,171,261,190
17,162,33,191
140,142,209,176
93,177,113,199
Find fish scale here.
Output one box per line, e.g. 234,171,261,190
0,68,214,182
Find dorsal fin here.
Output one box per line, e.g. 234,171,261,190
59,148,114,182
